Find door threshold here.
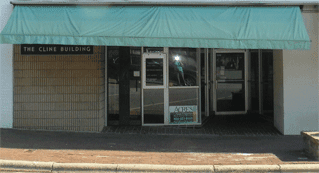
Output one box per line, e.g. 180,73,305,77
215,112,246,115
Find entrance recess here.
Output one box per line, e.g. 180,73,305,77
212,50,248,115
202,49,273,118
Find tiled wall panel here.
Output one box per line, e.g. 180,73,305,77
13,45,105,132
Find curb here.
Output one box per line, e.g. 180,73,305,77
0,160,54,172
214,165,281,172
1,160,319,172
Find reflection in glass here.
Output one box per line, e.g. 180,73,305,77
146,59,163,86
108,82,119,119
249,51,259,111
130,48,141,65
107,47,120,123
217,83,245,111
169,48,198,86
262,51,273,111
200,52,206,115
143,89,164,124
129,47,142,124
169,88,198,124
216,53,244,80
130,79,141,123
107,46,142,125
216,53,245,112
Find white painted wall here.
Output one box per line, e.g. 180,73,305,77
0,0,13,128
274,12,319,135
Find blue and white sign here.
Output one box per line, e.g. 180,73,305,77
169,105,197,124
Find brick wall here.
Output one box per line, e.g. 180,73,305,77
13,45,105,132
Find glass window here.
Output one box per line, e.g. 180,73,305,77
216,83,245,112
143,89,164,124
130,48,141,66
216,53,244,80
145,58,164,86
169,48,198,86
215,53,245,112
107,46,142,125
169,88,199,124
262,51,273,111
249,51,259,111
107,47,120,124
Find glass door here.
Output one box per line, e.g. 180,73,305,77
213,50,248,114
261,50,274,116
142,53,167,125
248,50,274,116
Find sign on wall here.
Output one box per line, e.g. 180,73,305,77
169,105,197,124
21,44,94,55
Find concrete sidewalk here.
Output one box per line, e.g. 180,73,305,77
1,128,319,172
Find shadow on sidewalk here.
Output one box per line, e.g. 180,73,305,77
0,127,315,162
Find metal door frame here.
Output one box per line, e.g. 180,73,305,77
204,48,210,117
201,48,211,117
212,49,249,115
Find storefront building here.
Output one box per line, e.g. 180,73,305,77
0,0,318,135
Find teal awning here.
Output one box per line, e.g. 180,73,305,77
0,5,310,49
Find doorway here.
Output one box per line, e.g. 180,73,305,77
202,49,273,118
203,49,248,115
213,50,248,114
202,49,249,117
